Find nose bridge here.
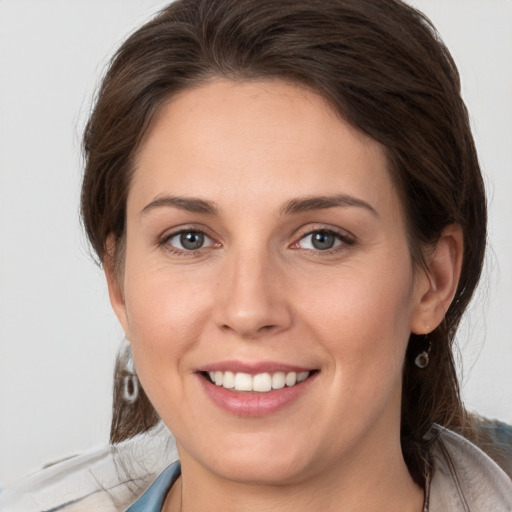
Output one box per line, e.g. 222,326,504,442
215,241,291,338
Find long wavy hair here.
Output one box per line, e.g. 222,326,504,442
81,0,486,484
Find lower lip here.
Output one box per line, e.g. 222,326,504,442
198,373,317,417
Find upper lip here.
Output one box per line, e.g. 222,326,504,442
197,360,315,375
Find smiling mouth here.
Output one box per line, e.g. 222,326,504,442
201,370,318,393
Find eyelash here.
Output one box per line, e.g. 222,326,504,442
159,228,217,257
159,226,355,257
292,227,355,254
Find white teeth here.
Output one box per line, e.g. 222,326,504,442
297,371,309,383
222,371,235,389
285,372,297,387
234,372,253,391
271,372,285,389
207,370,311,392
253,373,272,392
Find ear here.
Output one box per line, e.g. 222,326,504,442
103,234,130,336
410,224,463,334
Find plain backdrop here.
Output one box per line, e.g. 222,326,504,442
0,0,511,486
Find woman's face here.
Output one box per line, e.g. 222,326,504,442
109,79,431,485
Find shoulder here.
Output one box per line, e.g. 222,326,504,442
472,416,512,478
0,423,178,512
429,424,512,511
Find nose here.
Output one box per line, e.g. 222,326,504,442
214,249,293,339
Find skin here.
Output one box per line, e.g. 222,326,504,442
105,79,463,511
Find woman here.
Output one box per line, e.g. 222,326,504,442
2,0,511,510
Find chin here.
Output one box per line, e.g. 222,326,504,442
179,427,325,486
213,455,312,486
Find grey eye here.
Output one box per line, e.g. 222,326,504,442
298,230,343,251
179,231,205,250
311,231,336,250
167,230,212,251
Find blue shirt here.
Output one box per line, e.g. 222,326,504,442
126,461,181,512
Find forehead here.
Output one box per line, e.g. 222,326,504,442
130,79,398,217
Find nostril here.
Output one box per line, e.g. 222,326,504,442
220,322,279,338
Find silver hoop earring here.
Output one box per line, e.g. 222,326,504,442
415,335,431,369
123,353,139,403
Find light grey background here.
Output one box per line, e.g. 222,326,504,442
0,0,511,485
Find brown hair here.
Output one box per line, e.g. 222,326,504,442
81,0,486,484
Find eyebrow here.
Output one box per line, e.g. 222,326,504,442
140,193,378,218
140,196,218,216
280,194,379,217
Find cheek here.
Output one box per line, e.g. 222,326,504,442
299,263,415,373
121,257,213,378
